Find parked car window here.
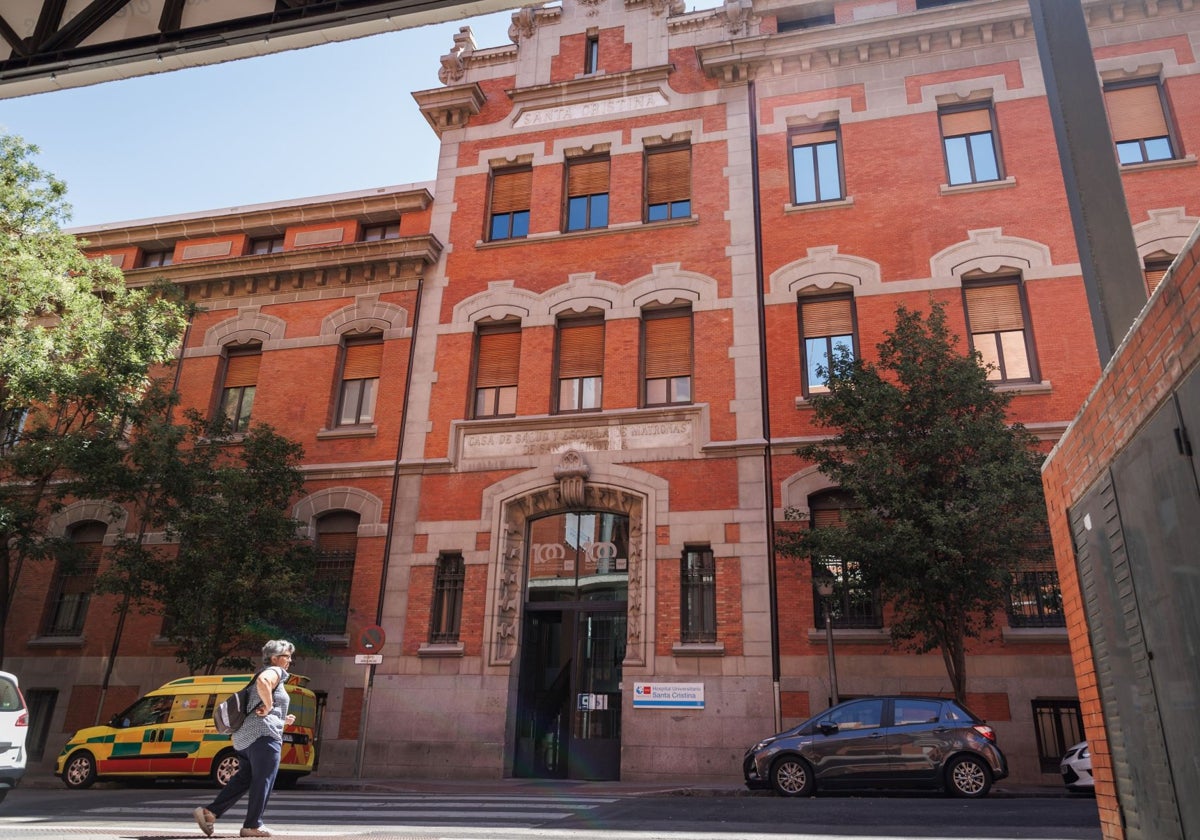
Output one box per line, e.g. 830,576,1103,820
894,699,942,726
823,699,883,730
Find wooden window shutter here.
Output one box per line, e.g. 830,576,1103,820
317,531,358,554
1105,84,1168,141
567,158,609,197
343,341,383,380
965,283,1024,332
802,297,853,337
646,147,691,205
1145,262,1170,296
644,312,692,378
224,352,261,388
940,107,992,136
811,508,845,528
491,169,532,213
558,322,604,378
475,329,521,388
791,129,838,148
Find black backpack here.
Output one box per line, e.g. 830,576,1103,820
213,672,261,735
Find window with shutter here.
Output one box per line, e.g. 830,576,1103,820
314,512,358,634
939,104,1000,185
219,346,261,432
642,308,693,406
808,490,881,629
790,125,844,204
645,146,692,221
338,337,383,426
565,157,610,231
1144,258,1173,297
474,326,521,417
42,521,104,637
556,319,604,412
799,294,856,396
1105,81,1175,164
489,167,532,241
963,278,1035,382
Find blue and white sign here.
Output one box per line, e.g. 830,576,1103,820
632,682,704,709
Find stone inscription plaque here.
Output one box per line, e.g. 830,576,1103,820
513,92,669,128
462,420,691,459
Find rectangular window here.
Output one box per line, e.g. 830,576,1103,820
219,348,260,432
430,552,465,644
555,318,604,413
1032,699,1084,773
140,248,173,268
42,540,101,637
645,145,691,222
361,222,400,241
1009,552,1065,628
681,546,716,644
940,105,1001,185
1144,257,1172,297
565,156,609,232
337,338,382,426
963,279,1036,382
809,501,882,629
249,236,284,255
584,33,600,75
790,125,844,204
799,294,855,396
642,308,693,406
473,326,521,417
0,407,27,451
1105,80,1176,165
488,167,532,241
314,527,356,634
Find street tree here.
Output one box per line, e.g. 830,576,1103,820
779,302,1048,704
0,135,189,663
95,410,323,674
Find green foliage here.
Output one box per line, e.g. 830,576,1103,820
95,410,325,674
779,302,1049,703
0,135,190,662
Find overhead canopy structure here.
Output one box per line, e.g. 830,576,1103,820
0,0,519,99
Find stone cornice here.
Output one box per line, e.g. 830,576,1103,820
76,188,433,248
412,82,487,135
506,64,675,113
699,0,1184,85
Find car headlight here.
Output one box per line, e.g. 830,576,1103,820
1080,746,1089,760
751,737,777,753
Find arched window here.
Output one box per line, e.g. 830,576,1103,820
313,512,358,634
42,521,105,637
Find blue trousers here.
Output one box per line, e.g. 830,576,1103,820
206,736,281,829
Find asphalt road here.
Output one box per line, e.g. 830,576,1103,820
0,786,1101,840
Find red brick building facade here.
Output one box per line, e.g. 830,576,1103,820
8,0,1198,791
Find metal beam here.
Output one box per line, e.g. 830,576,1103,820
40,0,132,53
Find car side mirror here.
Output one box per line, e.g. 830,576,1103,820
111,715,129,728
819,722,839,736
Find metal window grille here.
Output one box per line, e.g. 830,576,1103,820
681,547,716,643
430,553,465,644
811,558,882,629
1032,699,1084,773
1008,569,1066,628
313,550,355,634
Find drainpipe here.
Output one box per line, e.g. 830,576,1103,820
748,78,783,733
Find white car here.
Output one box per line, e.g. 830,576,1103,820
1060,740,1094,792
0,671,28,802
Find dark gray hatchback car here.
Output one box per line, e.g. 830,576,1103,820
744,696,1008,798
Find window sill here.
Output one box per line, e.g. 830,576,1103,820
316,425,378,440
1002,626,1068,644
939,176,1016,196
806,628,891,644
784,196,854,214
28,635,85,647
993,379,1051,395
1120,154,1197,173
418,642,465,658
672,641,725,657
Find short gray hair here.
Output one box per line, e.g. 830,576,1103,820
261,639,295,665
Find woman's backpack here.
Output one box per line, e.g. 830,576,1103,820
212,672,260,735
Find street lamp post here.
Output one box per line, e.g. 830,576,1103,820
816,579,840,707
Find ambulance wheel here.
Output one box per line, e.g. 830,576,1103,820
212,750,241,787
63,751,97,789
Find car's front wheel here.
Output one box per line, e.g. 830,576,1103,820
211,750,241,787
946,754,992,798
770,755,815,797
62,751,97,789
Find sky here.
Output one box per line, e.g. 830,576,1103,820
0,1,723,230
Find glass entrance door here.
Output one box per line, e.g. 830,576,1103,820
514,511,628,780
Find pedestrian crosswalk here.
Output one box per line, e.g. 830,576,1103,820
81,790,619,829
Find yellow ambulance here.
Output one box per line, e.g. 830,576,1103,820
55,673,317,789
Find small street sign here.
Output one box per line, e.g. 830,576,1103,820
354,654,383,665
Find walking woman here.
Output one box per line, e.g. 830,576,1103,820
193,640,296,837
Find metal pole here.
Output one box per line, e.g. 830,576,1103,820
352,664,373,779
824,601,839,707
